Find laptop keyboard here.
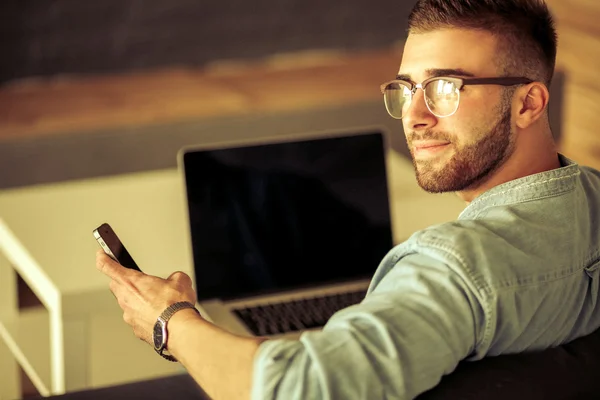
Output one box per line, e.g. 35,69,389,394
232,289,367,336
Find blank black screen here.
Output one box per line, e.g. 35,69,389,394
183,132,393,301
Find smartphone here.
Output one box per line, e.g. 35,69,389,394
93,223,142,272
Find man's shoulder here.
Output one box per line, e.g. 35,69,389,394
392,220,504,268
407,219,507,255
388,219,536,290
579,163,600,190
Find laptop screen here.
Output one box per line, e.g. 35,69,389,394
182,130,393,301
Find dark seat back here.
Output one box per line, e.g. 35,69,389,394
418,327,600,400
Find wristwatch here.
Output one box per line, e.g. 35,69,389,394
153,301,199,362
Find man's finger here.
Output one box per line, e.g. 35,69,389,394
96,250,135,282
167,271,192,286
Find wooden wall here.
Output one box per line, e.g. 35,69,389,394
0,0,599,178
546,0,600,169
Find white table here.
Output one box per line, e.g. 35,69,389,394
0,169,192,398
0,154,465,399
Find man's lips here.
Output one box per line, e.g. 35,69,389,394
411,140,451,151
412,140,450,149
411,140,450,157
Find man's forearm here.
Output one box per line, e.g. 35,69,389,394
166,309,268,400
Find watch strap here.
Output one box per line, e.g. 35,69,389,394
159,301,198,322
160,352,178,362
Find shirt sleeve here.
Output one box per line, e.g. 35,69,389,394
251,252,486,400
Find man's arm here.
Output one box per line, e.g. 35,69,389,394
250,251,484,399
165,310,265,400
97,248,484,399
95,250,265,400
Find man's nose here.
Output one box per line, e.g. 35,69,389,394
402,89,438,131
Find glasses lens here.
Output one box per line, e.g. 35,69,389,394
383,82,412,119
424,79,460,117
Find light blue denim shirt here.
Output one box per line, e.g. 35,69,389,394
251,155,600,400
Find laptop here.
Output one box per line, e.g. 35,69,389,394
177,127,394,338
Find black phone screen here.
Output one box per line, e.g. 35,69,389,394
95,223,142,272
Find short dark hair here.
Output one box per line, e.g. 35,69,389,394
407,0,558,85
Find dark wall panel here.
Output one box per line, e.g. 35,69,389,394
0,0,415,83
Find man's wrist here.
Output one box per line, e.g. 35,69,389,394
163,306,205,362
152,302,200,362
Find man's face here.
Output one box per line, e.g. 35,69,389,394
399,28,516,193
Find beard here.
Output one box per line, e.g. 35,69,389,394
407,107,515,193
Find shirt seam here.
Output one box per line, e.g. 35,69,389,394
462,171,580,218
492,267,582,293
413,239,493,352
585,252,600,270
491,251,600,289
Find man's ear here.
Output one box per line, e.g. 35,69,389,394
515,83,549,129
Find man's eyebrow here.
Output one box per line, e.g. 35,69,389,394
427,68,476,78
395,68,476,81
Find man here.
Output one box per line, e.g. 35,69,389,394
96,0,600,398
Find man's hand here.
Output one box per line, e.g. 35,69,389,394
95,249,198,344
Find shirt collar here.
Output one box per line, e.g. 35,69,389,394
459,154,580,220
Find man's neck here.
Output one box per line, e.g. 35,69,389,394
456,132,560,204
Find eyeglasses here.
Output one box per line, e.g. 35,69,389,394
380,76,533,119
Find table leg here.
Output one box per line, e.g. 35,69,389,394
49,308,66,395
0,253,20,400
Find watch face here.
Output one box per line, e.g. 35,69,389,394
153,321,164,350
